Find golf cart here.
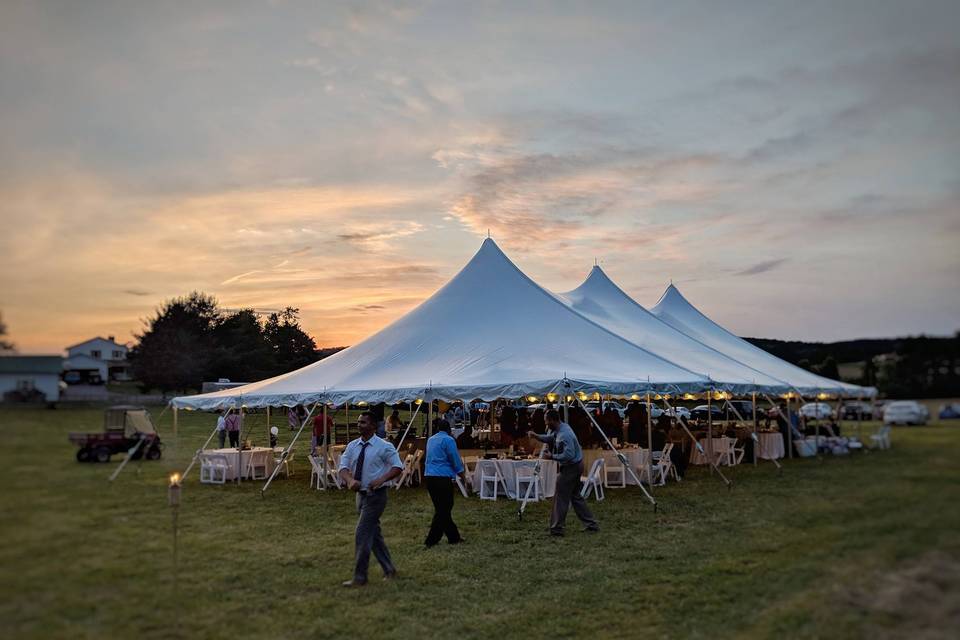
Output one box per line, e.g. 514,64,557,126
69,405,162,463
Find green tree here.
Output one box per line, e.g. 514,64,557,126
212,309,276,382
128,292,221,393
263,307,319,376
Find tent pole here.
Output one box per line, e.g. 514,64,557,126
787,395,794,459
173,407,178,437
321,403,329,489
395,399,423,452
857,394,863,446
236,403,244,484
576,398,656,508
707,390,714,474
262,402,318,495
427,399,433,438
266,406,271,443
345,402,350,441
661,395,731,487
815,392,823,461
762,393,793,459
645,392,654,487
751,392,758,466
181,407,232,480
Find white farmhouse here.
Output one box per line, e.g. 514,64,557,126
0,356,63,402
64,336,131,383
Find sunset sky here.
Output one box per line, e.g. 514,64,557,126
1,1,958,355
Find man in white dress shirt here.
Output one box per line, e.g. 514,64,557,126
338,411,404,587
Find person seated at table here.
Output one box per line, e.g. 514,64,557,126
499,404,517,442
669,434,689,479
517,407,529,436
651,424,667,453
568,405,597,447
386,409,403,437
530,407,546,434
824,417,840,437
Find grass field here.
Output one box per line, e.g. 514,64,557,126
1,405,958,639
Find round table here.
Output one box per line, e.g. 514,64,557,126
756,433,785,459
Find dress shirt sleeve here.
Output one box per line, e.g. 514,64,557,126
532,432,556,446
446,438,464,474
338,444,354,472
382,442,404,470
552,431,576,464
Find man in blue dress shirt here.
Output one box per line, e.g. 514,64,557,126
338,411,404,587
423,418,466,547
528,408,600,536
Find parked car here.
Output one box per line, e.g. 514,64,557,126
840,401,875,420
938,403,960,420
725,400,756,419
799,402,834,420
585,400,626,419
664,406,691,420
690,405,724,422
883,400,929,426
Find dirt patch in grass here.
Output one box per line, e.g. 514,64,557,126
842,551,960,639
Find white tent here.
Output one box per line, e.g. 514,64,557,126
557,266,791,395
650,284,877,398
172,239,710,410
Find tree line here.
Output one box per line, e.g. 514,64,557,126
128,292,341,394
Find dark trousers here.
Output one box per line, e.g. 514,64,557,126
425,476,462,546
670,442,689,478
227,430,239,447
550,461,599,534
217,430,227,448
354,488,396,582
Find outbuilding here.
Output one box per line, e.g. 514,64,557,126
0,356,64,402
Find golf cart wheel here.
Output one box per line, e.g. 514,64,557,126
76,448,92,463
146,447,161,460
94,446,111,463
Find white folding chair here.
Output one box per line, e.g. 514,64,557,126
478,460,507,500
650,444,677,485
244,450,269,480
602,452,627,488
514,460,541,503
732,438,746,465
870,425,892,450
395,454,415,490
308,455,323,489
462,456,480,490
409,450,424,486
580,458,605,500
200,454,228,484
274,450,294,478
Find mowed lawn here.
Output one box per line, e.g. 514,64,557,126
1,406,959,640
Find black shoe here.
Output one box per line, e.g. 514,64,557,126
449,538,465,545
341,579,367,588
549,530,564,537
383,570,398,581
583,526,600,533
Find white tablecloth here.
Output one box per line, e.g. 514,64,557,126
756,433,785,460
471,458,557,499
203,447,275,481
582,448,651,484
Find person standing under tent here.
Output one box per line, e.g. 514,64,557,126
224,411,241,447
626,401,646,444
288,406,299,431
312,410,334,455
386,409,403,439
528,409,600,537
338,411,404,587
423,418,466,547
216,411,227,448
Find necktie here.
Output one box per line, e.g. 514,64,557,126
355,442,370,484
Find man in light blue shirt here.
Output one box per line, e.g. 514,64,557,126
529,408,599,536
423,418,465,547
338,411,404,587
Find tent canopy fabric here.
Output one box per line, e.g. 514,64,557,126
172,239,710,410
650,284,877,398
557,266,791,395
